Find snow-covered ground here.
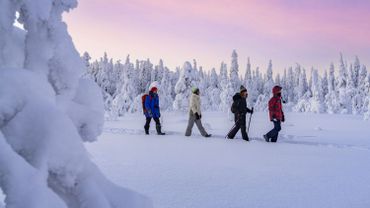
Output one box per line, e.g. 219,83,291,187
86,112,370,208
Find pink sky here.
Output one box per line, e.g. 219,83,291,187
64,0,370,74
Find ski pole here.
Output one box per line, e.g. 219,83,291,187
247,114,252,134
247,107,254,134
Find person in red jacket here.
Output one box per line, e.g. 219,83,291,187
264,85,285,142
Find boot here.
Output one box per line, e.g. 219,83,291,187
204,134,212,138
263,134,269,142
144,125,149,135
156,124,165,135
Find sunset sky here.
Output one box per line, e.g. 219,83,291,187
64,0,370,74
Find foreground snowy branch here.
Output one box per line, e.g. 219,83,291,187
0,0,152,207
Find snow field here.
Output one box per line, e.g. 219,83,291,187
86,112,370,208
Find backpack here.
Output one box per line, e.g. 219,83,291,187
142,94,148,113
231,100,239,114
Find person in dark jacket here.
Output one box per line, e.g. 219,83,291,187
264,85,284,142
227,85,254,141
144,87,165,135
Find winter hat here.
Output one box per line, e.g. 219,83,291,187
240,85,247,93
150,86,158,92
272,85,282,95
192,86,199,94
149,81,159,91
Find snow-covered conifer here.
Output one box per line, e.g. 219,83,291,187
229,50,240,92
310,69,325,113
173,61,194,111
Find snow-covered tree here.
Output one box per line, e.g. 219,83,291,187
97,53,116,96
294,68,311,112
229,50,240,92
155,59,165,81
363,74,370,119
81,51,92,78
159,68,174,110
337,53,350,113
321,70,329,98
297,66,309,98
173,61,194,111
285,67,295,103
170,67,180,99
207,68,221,110
357,66,369,115
138,59,153,93
82,51,91,68
244,57,257,106
112,59,124,97
219,62,233,111
353,56,361,88
112,56,137,116
350,59,367,115
255,60,274,111
264,60,274,94
0,0,151,207
310,69,325,113
198,66,210,109
326,63,339,113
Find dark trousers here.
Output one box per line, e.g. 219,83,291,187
227,115,249,140
144,117,161,129
266,120,281,142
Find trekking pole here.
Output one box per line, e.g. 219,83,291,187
247,107,254,134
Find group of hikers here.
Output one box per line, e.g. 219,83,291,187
142,85,285,142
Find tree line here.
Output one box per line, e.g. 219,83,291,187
82,50,370,120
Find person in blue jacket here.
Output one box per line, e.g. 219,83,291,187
144,86,165,135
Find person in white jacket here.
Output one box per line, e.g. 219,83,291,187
185,87,211,137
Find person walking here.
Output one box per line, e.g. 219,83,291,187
185,87,211,137
264,85,285,142
227,85,253,141
143,86,165,135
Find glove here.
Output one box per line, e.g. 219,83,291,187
250,107,254,114
195,113,201,120
282,113,285,122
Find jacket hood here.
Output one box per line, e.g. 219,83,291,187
272,86,282,95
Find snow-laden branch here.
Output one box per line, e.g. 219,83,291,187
0,0,152,207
